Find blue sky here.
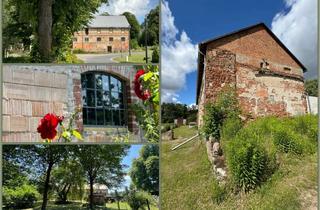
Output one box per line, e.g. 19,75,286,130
111,144,142,192
161,0,317,105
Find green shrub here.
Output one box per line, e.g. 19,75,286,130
126,190,153,210
287,115,318,141
273,130,303,155
3,184,40,209
151,46,159,63
131,39,140,50
212,180,228,204
226,137,272,192
203,87,240,139
221,117,243,142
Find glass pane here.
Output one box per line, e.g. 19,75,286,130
96,109,104,125
86,73,95,89
103,90,110,106
87,90,95,107
102,75,109,91
96,90,103,107
110,76,118,91
82,89,87,106
105,109,112,125
119,92,124,109
111,92,120,108
87,108,96,125
120,110,126,126
118,81,123,92
95,74,103,89
81,74,86,89
112,110,120,126
83,108,87,125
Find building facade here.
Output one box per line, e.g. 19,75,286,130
2,65,145,142
73,16,130,53
197,23,308,126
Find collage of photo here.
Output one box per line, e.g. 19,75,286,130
1,0,318,210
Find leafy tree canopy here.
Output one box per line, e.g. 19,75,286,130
305,79,318,97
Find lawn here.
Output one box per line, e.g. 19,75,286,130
113,50,154,63
161,121,317,210
32,201,158,210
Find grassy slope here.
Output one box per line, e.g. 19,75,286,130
161,126,317,210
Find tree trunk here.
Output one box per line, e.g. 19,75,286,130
89,177,94,209
41,163,53,210
37,0,53,62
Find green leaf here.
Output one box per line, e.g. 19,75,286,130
72,130,83,140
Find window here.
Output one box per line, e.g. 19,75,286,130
97,37,102,42
121,29,125,33
284,67,291,71
109,37,114,42
121,37,126,42
73,38,77,42
81,72,127,126
84,37,89,42
97,29,101,34
85,28,89,35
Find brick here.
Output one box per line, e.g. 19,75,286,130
3,83,30,100
34,71,54,87
53,73,68,88
21,101,32,116
9,100,22,115
29,117,41,132
3,66,12,82
10,116,28,132
2,99,9,115
32,102,52,116
52,89,67,102
12,68,34,84
52,102,65,116
3,116,10,132
30,86,52,101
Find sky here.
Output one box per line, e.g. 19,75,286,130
110,144,142,192
161,0,318,105
98,0,159,23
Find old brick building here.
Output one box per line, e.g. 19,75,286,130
2,65,145,142
73,16,130,53
197,23,307,126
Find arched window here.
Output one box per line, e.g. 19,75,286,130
81,72,127,126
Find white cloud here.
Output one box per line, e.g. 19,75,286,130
99,0,157,23
271,0,317,78
161,1,198,103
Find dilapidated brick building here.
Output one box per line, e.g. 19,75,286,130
73,16,130,53
197,23,308,126
2,65,144,142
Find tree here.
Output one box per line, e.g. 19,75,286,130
75,145,129,209
122,12,141,41
130,145,159,196
305,79,318,97
139,6,159,46
161,103,189,123
51,159,85,203
4,0,109,62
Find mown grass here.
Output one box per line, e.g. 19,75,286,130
172,125,198,139
114,50,153,63
32,201,158,210
161,115,317,210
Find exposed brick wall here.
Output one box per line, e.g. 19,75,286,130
73,28,130,53
198,26,307,125
2,65,143,142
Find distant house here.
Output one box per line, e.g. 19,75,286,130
73,16,130,53
197,23,308,126
85,184,109,205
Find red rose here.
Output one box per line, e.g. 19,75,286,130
134,70,151,101
37,113,62,140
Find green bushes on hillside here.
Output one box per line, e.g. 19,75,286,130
221,115,317,192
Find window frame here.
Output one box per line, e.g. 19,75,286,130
97,37,102,42
81,71,128,127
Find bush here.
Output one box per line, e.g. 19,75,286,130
126,190,153,210
226,136,273,192
131,39,140,50
203,87,240,139
151,46,159,63
3,184,40,209
221,117,243,142
273,129,303,155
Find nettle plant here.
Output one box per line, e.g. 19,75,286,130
132,65,160,142
37,108,83,142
